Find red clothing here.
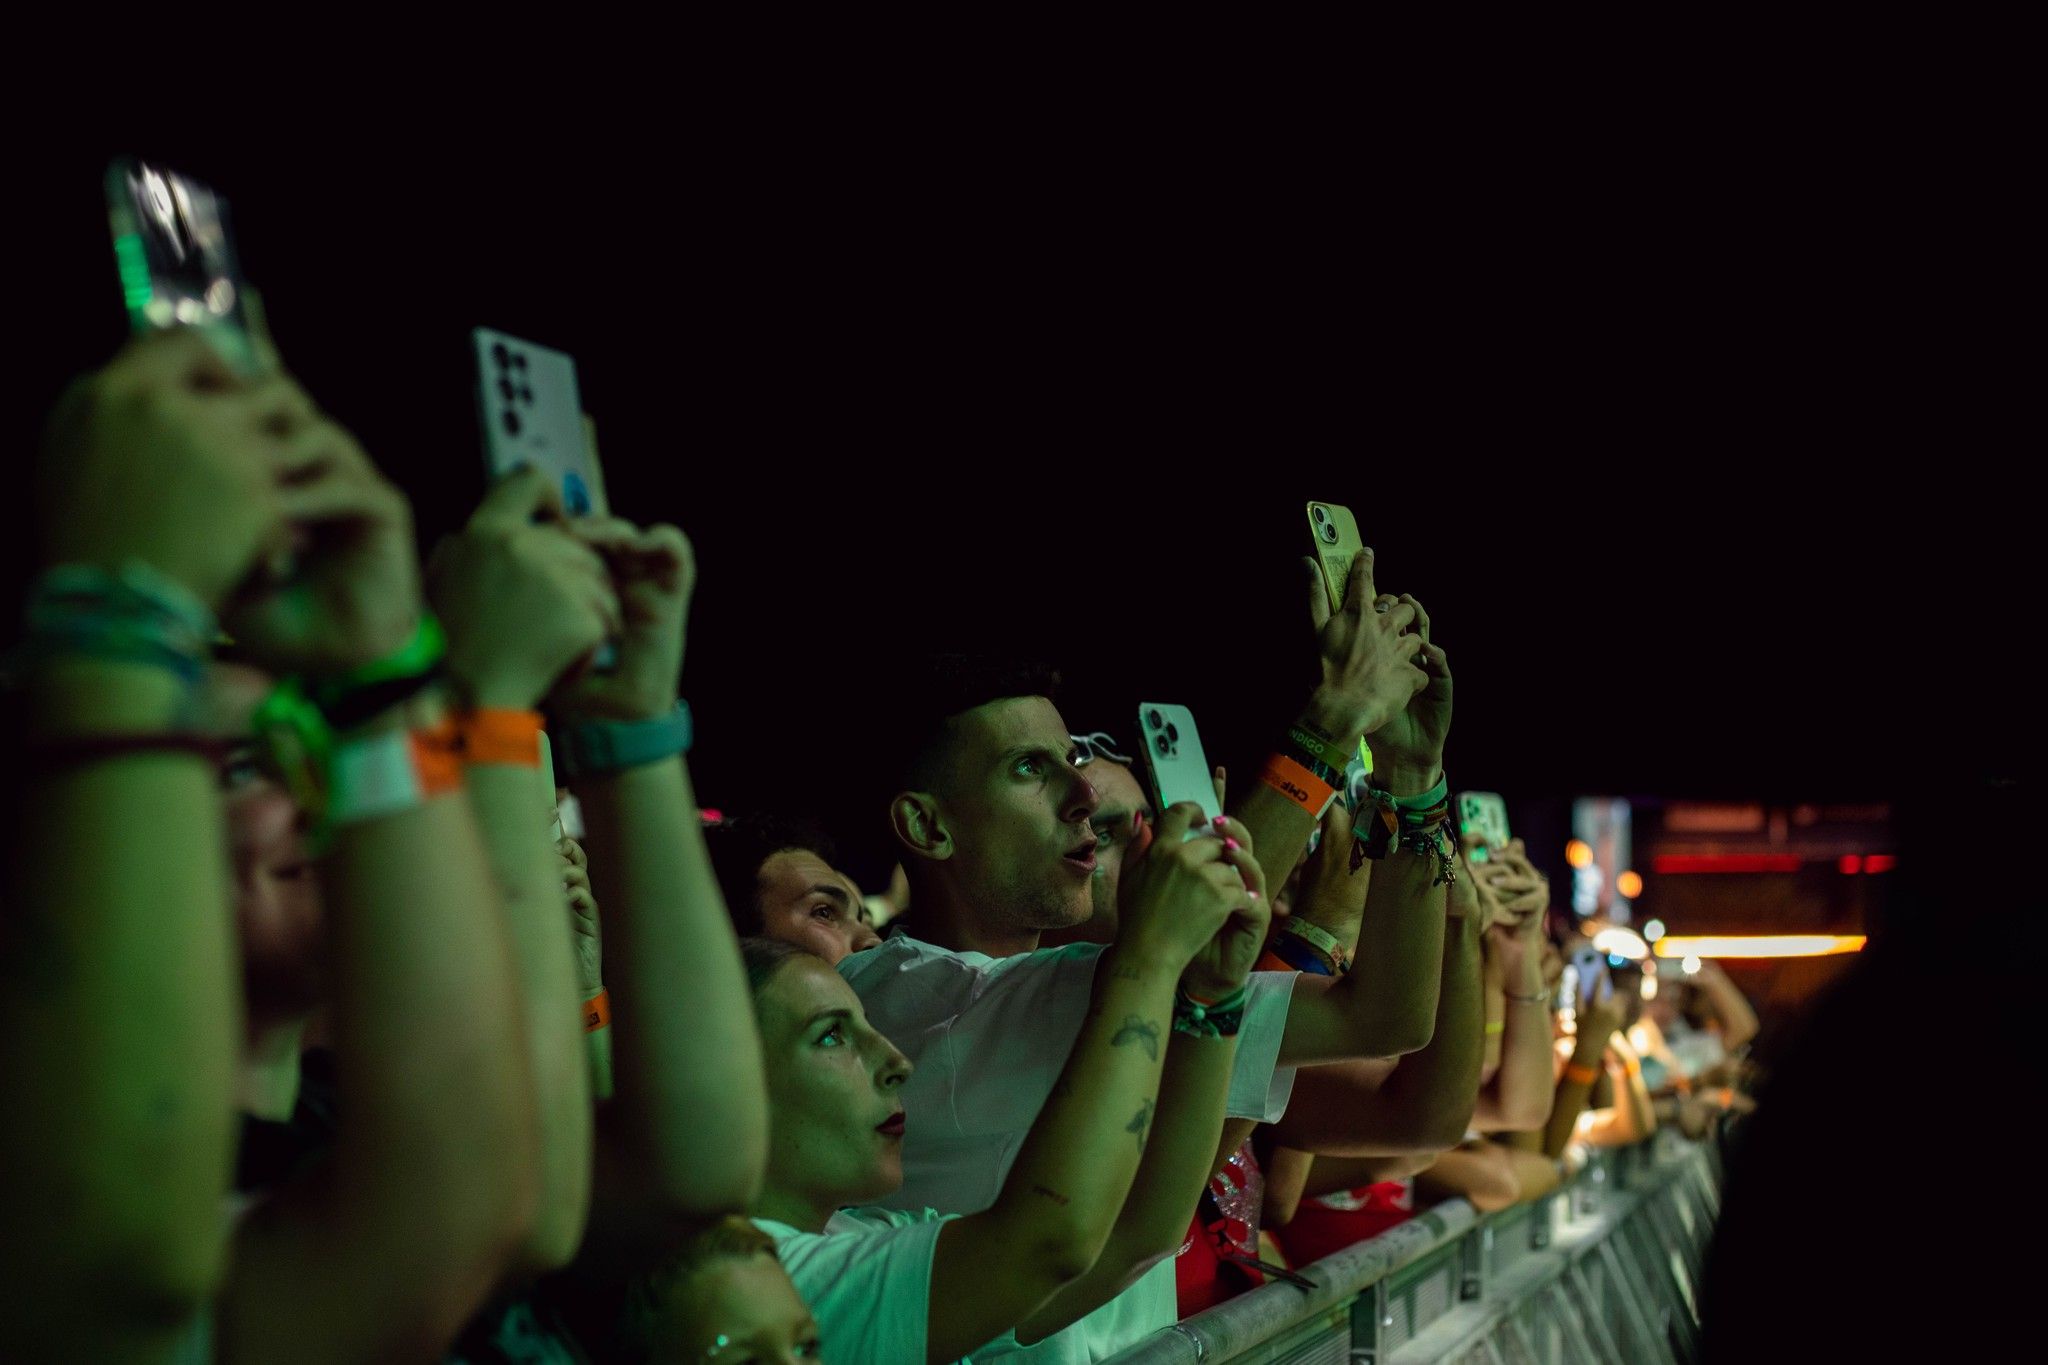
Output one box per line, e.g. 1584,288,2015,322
1273,1179,1416,1268
1174,1140,1267,1317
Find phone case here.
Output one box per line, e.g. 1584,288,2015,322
473,328,608,517
1458,792,1512,850
106,158,257,374
1135,703,1221,832
1306,502,1364,616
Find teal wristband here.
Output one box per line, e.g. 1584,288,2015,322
556,700,694,778
1172,982,1249,1039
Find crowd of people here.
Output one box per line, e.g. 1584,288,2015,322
0,319,1759,1364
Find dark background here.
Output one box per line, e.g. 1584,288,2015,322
6,122,2027,894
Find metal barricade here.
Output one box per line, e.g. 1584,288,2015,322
1101,1134,1717,1365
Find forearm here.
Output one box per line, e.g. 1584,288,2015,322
1498,1147,1565,1205
1475,957,1555,1132
0,663,238,1348
986,950,1179,1268
1700,974,1760,1050
1479,953,1504,1083
466,763,591,1269
1016,1033,1236,1343
1230,695,1365,892
576,755,764,1218
1542,1042,1606,1158
1282,846,1446,1065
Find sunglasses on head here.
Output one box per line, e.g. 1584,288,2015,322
1070,732,1133,767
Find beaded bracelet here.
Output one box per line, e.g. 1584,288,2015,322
1172,982,1249,1040
13,561,218,686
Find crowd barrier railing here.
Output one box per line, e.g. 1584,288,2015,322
1102,1132,1721,1365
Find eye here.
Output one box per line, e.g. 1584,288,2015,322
810,902,840,923
816,1024,847,1049
1015,754,1044,777
798,1340,824,1359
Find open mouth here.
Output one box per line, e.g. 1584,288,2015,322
1062,836,1099,874
876,1112,906,1138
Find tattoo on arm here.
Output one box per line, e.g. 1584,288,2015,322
1126,1099,1154,1153
1111,963,1143,983
1031,1184,1072,1207
1112,1015,1161,1062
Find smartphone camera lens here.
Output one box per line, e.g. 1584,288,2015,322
511,353,529,372
1155,735,1170,757
502,409,522,436
1166,723,1179,743
1146,709,1163,730
1312,505,1328,523
1318,522,1339,545
498,378,516,402
518,386,535,405
491,343,510,369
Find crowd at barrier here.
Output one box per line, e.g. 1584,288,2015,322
0,168,1760,1365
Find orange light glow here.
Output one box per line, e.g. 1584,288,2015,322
1566,839,1593,869
1616,870,1643,899
1653,935,1866,960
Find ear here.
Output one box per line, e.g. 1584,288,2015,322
890,790,953,863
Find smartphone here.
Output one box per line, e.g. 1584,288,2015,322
472,328,608,517
1306,502,1365,617
1558,962,1580,1013
1458,792,1511,861
106,158,258,374
1572,947,1610,1011
1135,703,1221,834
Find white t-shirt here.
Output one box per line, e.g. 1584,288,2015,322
757,1207,1018,1365
838,934,1299,1361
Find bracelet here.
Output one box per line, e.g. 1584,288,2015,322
1279,918,1352,975
459,708,545,767
1257,753,1339,817
555,701,694,779
1254,948,1298,974
24,732,230,772
1504,987,1549,1005
1263,932,1338,976
1172,982,1248,1040
310,616,448,730
14,561,219,686
1564,1063,1600,1086
324,719,465,831
1278,731,1345,792
583,990,612,1033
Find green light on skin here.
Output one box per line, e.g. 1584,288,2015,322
112,233,153,313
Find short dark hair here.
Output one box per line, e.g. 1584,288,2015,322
887,654,1062,798
703,815,842,937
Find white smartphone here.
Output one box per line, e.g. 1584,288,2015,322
1134,703,1221,834
472,327,608,517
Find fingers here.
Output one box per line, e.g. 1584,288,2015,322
1396,593,1431,643
1304,557,1333,632
473,465,564,529
1211,765,1227,811
1380,599,1419,636
1343,546,1378,616
558,836,587,869
1152,801,1203,846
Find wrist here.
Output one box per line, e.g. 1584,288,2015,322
1301,691,1373,750
22,656,194,735
1370,760,1441,797
1100,941,1183,987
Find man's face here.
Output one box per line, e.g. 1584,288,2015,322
755,849,882,966
928,697,1102,931
654,1253,822,1364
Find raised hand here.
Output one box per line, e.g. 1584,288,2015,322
1358,593,1452,791
1177,816,1273,1003
560,835,603,999
1116,804,1263,978
38,329,300,609
551,518,695,723
428,470,621,709
1301,549,1428,746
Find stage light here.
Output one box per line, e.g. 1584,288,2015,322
1566,839,1593,869
1643,918,1666,942
1592,926,1650,961
1656,935,1867,960
1616,870,1643,899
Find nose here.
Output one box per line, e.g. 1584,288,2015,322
1061,766,1101,827
877,1036,913,1092
851,920,882,954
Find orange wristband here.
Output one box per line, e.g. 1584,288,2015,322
1564,1063,1600,1086
583,990,611,1032
1258,753,1338,814
460,708,544,767
411,720,467,798
1255,948,1296,974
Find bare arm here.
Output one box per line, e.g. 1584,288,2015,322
0,663,240,1365
1575,1036,1656,1148
220,720,539,1365
1693,962,1761,1051
1414,1145,1519,1213
1014,1032,1237,1344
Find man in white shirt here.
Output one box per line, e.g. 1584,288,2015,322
841,553,1456,1358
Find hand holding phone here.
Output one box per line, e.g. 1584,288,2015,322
106,158,259,375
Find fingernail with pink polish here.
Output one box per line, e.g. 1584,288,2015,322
1224,837,1241,852
1248,890,1261,900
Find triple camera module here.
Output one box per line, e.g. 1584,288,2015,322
490,342,534,436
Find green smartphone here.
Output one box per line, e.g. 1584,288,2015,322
105,158,259,374
1306,501,1365,616
1458,791,1511,861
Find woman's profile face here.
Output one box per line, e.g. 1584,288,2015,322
756,956,913,1209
